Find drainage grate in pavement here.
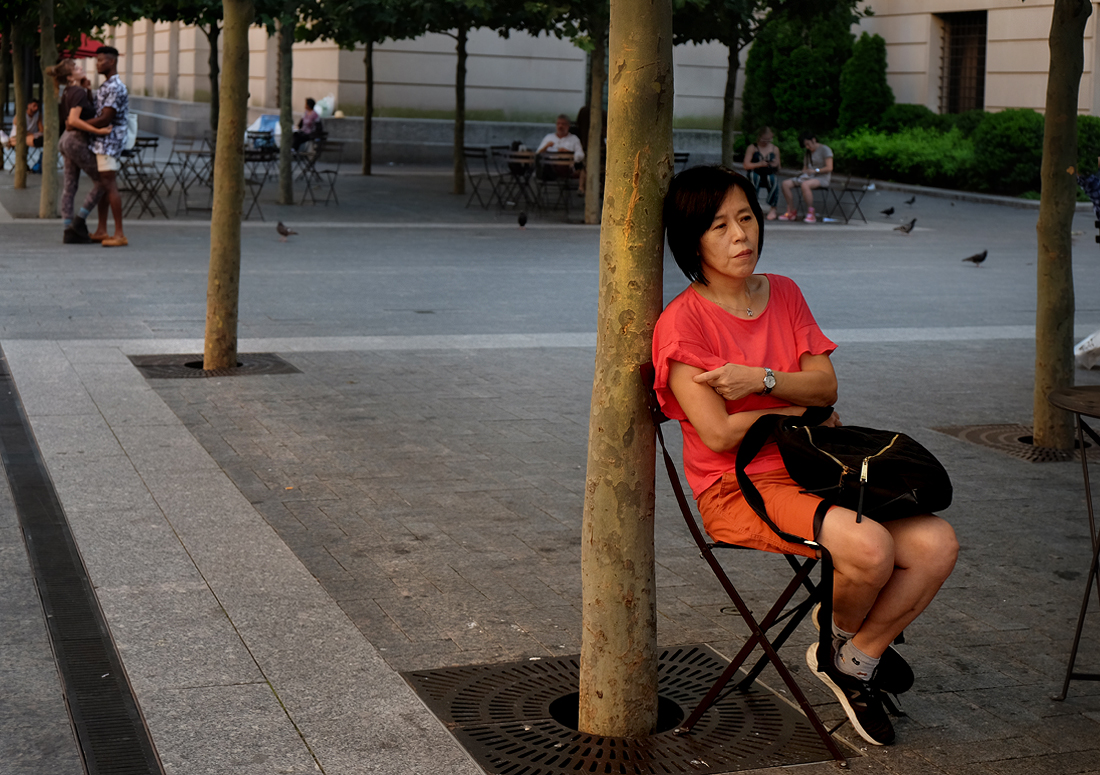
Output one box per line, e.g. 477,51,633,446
402,644,838,774
0,346,164,775
934,423,1098,463
128,352,301,379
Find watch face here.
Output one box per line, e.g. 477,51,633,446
764,372,776,389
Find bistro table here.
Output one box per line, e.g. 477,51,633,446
1047,385,1100,700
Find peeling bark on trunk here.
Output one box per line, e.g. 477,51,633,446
721,45,739,168
39,0,59,219
203,0,252,370
453,24,467,195
1034,0,1091,449
362,40,373,176
578,0,674,739
584,26,606,225
11,25,27,189
278,17,294,205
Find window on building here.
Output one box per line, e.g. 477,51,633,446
939,11,987,114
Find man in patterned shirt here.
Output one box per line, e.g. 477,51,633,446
69,46,129,247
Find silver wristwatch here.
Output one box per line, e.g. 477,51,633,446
761,367,776,395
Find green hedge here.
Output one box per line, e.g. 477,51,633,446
832,127,976,189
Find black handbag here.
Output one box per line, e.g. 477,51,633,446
736,406,952,528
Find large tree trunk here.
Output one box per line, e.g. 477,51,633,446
205,23,222,133
278,16,294,204
39,0,59,219
577,0,674,738
452,24,467,195
583,22,606,225
1034,0,1091,449
362,40,373,176
11,25,27,189
203,0,253,371
721,44,740,168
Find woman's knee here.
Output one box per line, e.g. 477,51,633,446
820,513,895,585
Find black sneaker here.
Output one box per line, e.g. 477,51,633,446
806,642,895,746
63,227,91,244
69,218,90,241
811,604,914,695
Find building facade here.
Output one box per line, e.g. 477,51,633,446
86,1,1100,130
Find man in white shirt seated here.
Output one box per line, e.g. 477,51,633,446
536,114,586,193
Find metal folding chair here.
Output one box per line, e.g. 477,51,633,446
463,146,502,209
535,151,578,216
299,139,342,206
674,151,691,172
829,173,869,224
493,149,539,211
641,363,848,767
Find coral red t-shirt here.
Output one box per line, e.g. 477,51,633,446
652,274,837,499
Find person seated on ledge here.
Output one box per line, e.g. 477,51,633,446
779,131,833,222
743,125,781,221
653,165,958,747
291,98,323,152
536,113,586,194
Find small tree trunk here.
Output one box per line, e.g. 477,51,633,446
277,16,294,204
577,0,674,739
583,23,606,225
205,23,222,133
203,0,253,371
453,24,467,195
721,44,740,168
1,42,10,144
39,0,60,219
11,25,27,189
362,39,373,175
1034,0,1091,449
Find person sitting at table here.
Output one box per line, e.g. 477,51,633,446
779,131,833,223
536,114,586,194
743,126,781,221
5,99,44,149
292,98,323,152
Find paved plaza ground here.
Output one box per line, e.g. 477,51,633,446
2,162,1100,775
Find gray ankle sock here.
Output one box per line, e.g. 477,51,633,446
832,621,857,642
836,640,880,681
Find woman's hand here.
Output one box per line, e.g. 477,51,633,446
692,363,767,402
820,410,842,428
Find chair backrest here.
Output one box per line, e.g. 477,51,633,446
674,151,690,172
318,139,344,170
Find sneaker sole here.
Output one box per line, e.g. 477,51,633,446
806,643,893,746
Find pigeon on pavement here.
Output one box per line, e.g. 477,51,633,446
881,206,894,216
276,221,297,242
904,196,916,205
518,212,528,229
962,250,988,266
894,218,917,234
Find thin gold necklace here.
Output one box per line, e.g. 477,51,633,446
704,281,755,317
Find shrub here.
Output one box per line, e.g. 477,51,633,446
953,109,989,138
741,12,853,136
838,33,894,133
1076,114,1100,175
831,127,975,188
970,108,1045,194
879,103,949,134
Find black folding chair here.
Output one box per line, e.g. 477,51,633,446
299,139,343,206
463,146,502,209
641,363,848,767
829,172,868,224
674,151,691,172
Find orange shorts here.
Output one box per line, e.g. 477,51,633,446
696,468,824,559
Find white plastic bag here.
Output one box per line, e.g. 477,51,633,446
1075,329,1100,369
315,94,335,118
124,112,138,150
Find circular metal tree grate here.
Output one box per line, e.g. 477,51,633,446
402,644,837,775
934,423,1096,463
128,353,302,379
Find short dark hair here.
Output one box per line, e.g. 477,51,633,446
306,98,316,109
96,46,119,59
663,166,765,285
798,130,817,144
27,97,40,106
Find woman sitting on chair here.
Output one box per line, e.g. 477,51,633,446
652,165,957,747
742,126,781,221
